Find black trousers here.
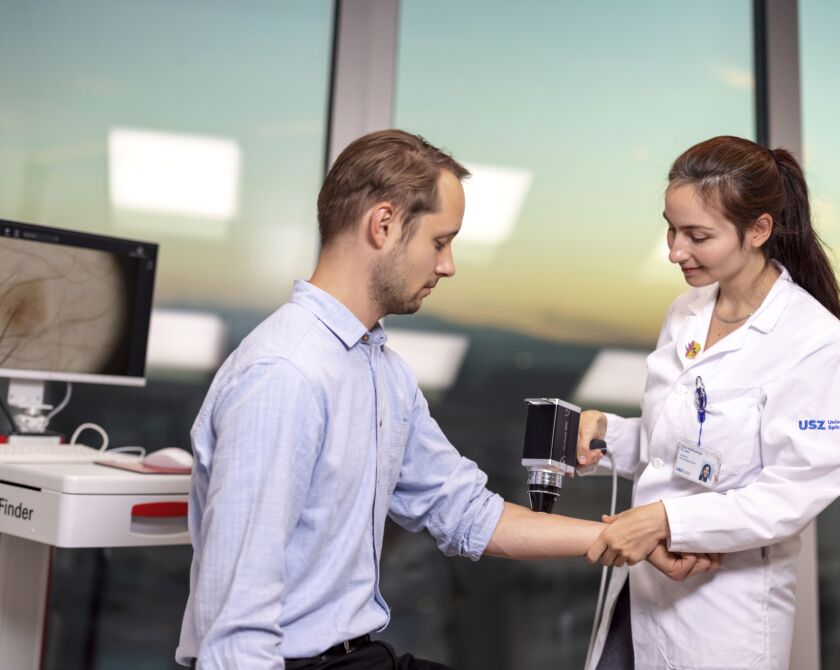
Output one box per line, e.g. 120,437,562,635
595,582,634,670
286,640,452,669
189,641,452,670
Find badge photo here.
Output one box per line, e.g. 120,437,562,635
674,439,721,489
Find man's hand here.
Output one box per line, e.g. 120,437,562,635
586,502,670,566
577,410,607,468
646,544,720,581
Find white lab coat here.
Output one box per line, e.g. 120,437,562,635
588,266,840,670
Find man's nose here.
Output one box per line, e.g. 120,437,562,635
436,248,456,277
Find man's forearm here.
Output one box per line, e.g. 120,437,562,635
484,502,606,559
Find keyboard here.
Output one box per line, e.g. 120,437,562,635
0,443,113,463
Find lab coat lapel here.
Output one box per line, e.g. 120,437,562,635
677,316,699,370
692,266,793,364
699,322,751,359
676,286,716,370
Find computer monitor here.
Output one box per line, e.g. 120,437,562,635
0,218,157,422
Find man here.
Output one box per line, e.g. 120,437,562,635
176,130,712,669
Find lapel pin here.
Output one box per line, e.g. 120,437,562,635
685,341,701,359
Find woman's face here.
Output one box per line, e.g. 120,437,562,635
702,465,711,478
663,184,758,288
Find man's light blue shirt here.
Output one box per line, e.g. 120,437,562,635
176,280,505,668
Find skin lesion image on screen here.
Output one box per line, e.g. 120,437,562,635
0,237,136,377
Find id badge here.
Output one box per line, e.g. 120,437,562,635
674,439,721,489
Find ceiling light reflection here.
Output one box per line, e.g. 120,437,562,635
385,329,470,392
460,163,533,245
146,308,227,373
572,348,648,408
108,127,241,220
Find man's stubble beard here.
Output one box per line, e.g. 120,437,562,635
370,244,422,317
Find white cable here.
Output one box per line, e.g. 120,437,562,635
70,422,110,452
584,450,618,670
46,382,72,420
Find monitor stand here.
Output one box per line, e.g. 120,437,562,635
5,379,52,435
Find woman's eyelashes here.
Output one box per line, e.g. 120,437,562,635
667,226,710,244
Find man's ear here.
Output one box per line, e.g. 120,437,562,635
368,201,399,249
747,213,773,249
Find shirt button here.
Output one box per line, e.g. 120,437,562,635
652,457,664,469
362,334,369,342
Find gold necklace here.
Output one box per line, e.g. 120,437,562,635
714,261,776,325
713,309,753,324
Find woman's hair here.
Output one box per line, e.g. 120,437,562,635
668,136,840,318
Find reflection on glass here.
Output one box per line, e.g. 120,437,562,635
0,0,332,312
572,349,648,408
394,1,753,667
146,309,227,373
800,3,840,666
460,163,533,246
108,127,242,221
0,2,332,668
800,1,840,279
397,0,753,346
385,329,470,392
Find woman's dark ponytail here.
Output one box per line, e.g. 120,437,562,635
669,136,840,319
770,149,840,318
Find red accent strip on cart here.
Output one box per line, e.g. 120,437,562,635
131,502,188,518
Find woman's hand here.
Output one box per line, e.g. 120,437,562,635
586,502,670,566
577,409,607,468
646,544,721,581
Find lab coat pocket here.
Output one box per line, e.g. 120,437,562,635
658,548,767,669
701,387,761,481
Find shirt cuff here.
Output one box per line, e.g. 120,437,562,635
462,492,505,561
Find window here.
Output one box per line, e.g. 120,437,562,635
800,3,840,665
389,2,753,666
0,2,333,667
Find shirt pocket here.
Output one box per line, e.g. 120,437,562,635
390,414,410,450
385,414,410,493
700,386,761,480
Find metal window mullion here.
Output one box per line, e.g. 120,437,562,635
325,0,399,172
754,0,802,158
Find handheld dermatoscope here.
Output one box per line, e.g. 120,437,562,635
520,397,614,667
521,398,607,514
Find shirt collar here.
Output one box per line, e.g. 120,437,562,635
748,262,792,333
290,280,386,348
684,261,792,333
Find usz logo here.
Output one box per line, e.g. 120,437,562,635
798,419,840,430
799,420,826,430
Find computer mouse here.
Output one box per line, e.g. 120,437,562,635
144,447,194,469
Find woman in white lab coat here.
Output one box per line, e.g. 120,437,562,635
579,136,840,670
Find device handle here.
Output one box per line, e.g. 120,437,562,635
589,438,607,453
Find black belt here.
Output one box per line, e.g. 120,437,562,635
287,634,372,662
317,634,372,658
189,634,372,668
